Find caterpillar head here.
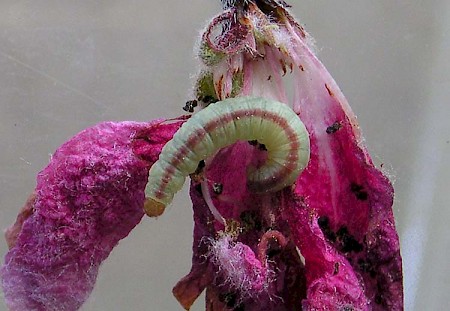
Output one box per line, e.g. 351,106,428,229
143,198,166,217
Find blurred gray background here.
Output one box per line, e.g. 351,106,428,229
0,1,449,310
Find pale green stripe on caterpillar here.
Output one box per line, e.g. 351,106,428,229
143,96,310,217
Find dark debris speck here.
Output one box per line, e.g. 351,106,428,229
336,226,364,253
350,183,368,201
212,183,223,195
183,100,198,113
326,121,342,134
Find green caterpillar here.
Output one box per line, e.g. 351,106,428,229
144,96,310,217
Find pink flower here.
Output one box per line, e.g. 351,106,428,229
1,120,183,311
173,2,403,310
2,1,402,310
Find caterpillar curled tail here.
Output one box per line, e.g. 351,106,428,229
144,96,310,217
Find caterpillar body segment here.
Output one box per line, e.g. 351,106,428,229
144,96,310,216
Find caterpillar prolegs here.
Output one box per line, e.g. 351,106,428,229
144,96,310,217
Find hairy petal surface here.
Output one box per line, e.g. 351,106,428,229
1,120,183,311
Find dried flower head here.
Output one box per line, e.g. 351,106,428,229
1,1,402,311
174,1,403,310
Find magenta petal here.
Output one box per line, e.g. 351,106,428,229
208,236,268,297
175,143,307,310
1,120,182,311
287,30,403,309
177,2,403,310
284,194,370,310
